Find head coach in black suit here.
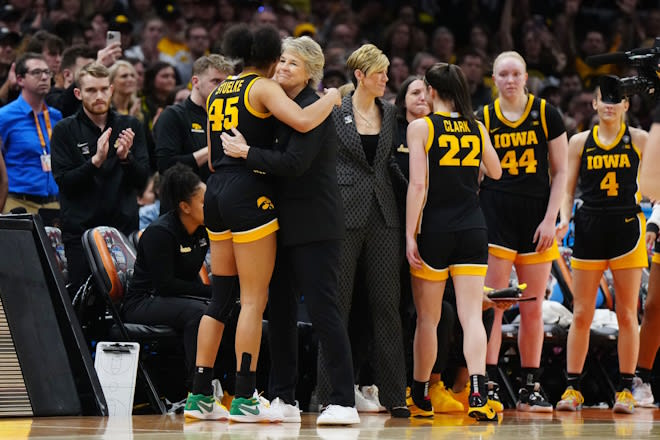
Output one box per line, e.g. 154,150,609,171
221,36,359,424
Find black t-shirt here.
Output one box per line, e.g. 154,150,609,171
126,210,211,298
360,133,378,166
394,118,409,180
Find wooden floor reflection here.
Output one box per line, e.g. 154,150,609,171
4,408,660,439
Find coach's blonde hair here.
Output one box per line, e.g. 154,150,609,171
346,44,389,86
282,36,324,89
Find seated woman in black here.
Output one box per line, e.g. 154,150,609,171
122,163,219,407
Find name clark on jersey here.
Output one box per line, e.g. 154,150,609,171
443,119,470,133
586,153,632,170
215,79,245,94
493,130,539,148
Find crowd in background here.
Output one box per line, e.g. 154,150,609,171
1,0,659,145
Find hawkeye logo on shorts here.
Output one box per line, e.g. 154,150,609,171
257,196,275,210
191,123,204,133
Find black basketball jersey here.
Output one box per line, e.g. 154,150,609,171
578,123,641,209
208,73,276,169
478,95,565,199
418,111,486,233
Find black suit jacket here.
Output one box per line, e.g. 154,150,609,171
332,93,402,230
246,86,344,246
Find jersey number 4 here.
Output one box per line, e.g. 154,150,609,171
438,134,481,167
208,97,239,131
500,148,538,175
600,171,619,196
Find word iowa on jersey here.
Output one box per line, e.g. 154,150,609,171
578,123,641,208
478,95,565,199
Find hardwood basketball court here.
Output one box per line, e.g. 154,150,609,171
3,408,660,439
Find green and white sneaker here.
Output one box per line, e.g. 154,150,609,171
229,392,284,423
184,393,229,420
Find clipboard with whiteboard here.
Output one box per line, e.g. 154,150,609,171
94,342,140,416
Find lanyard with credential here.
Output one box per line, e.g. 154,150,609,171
33,104,52,153
34,105,53,172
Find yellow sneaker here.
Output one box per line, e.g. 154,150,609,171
613,389,635,414
556,386,584,412
429,381,464,413
406,386,433,418
468,395,498,422
409,403,434,418
448,381,470,411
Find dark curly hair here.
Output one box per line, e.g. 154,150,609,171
222,23,281,70
160,163,202,214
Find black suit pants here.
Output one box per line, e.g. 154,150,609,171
268,239,355,407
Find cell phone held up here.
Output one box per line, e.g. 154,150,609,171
106,31,121,48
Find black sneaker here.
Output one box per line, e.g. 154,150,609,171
517,383,553,413
390,406,411,418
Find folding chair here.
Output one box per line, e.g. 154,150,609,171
44,226,68,285
82,226,176,414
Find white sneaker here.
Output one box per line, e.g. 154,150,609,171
632,377,657,408
229,391,283,423
317,404,361,425
354,385,380,413
184,392,230,421
212,379,223,402
361,385,386,412
270,397,302,423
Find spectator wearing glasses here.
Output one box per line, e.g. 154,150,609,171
24,31,64,87
0,52,61,214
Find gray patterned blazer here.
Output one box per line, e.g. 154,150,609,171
332,94,402,230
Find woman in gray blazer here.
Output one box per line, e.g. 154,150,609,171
317,43,409,417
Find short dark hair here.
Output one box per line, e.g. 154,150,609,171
25,31,65,56
61,44,96,72
15,52,46,77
